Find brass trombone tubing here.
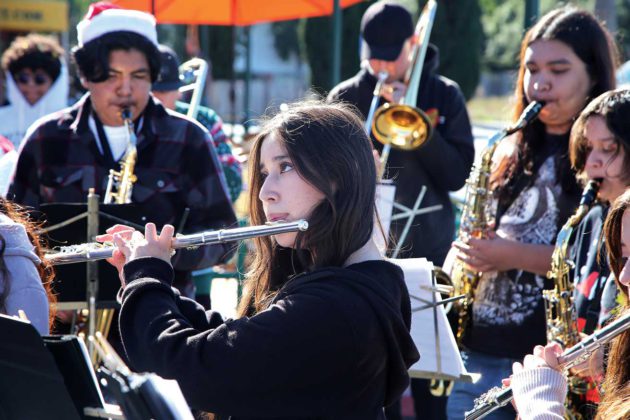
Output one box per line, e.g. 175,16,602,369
45,220,309,265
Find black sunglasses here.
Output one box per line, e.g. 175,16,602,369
15,72,50,86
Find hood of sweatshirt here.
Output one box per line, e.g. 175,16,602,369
0,61,69,147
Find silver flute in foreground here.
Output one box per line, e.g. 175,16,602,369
45,220,309,265
465,311,630,420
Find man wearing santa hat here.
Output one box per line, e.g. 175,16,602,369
8,2,237,301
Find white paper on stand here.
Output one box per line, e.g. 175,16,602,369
390,258,479,382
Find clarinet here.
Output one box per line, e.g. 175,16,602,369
465,311,630,420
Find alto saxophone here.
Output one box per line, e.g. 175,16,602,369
450,101,545,346
543,179,600,419
104,108,138,204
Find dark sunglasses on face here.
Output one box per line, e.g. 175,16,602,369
15,72,50,86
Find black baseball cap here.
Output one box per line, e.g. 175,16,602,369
152,44,184,92
360,2,414,61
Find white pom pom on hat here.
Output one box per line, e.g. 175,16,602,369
76,2,158,47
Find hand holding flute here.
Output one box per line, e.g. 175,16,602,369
95,223,175,286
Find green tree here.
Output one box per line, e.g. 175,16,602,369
616,0,630,59
420,0,484,99
271,20,300,61
481,0,595,72
304,2,372,93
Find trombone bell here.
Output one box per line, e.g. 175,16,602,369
372,103,433,150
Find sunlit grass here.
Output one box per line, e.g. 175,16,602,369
466,95,514,125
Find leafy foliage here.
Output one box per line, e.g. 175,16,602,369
271,21,301,61
420,0,484,99
304,2,372,93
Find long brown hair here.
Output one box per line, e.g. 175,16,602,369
599,189,630,420
237,101,377,316
491,6,618,208
0,197,56,329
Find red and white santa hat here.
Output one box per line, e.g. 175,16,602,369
77,2,158,47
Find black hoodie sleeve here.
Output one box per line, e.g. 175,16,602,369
119,258,362,416
415,81,475,191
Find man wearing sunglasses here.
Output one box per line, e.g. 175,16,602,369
0,34,69,148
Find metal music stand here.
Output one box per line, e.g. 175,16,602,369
36,190,146,359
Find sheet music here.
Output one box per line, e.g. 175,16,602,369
390,258,478,382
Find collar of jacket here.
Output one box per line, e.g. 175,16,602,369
68,93,166,139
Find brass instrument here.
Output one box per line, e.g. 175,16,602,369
365,70,389,134
179,57,208,120
464,311,630,420
449,101,545,346
543,179,600,418
44,220,308,265
371,0,437,171
103,108,138,204
545,179,600,346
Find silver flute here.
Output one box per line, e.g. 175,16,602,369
465,311,630,420
45,220,309,265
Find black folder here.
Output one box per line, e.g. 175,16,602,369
0,314,81,420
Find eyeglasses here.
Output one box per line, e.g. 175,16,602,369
15,72,50,86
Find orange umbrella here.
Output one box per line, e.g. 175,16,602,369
111,0,363,25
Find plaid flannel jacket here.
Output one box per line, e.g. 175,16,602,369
8,95,238,271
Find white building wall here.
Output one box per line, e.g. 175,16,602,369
206,23,310,123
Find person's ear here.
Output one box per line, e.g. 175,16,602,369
79,77,89,89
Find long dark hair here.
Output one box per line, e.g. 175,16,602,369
0,198,56,329
570,89,630,185
492,6,618,207
599,189,630,420
237,101,377,316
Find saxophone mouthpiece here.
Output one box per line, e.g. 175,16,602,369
579,178,602,206
121,108,132,121
520,100,546,124
506,101,546,134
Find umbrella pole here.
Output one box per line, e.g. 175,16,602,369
243,26,251,129
331,0,342,87
230,25,236,133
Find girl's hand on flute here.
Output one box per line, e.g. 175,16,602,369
97,223,175,286
112,223,174,264
96,224,136,284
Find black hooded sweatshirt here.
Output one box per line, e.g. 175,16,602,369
327,45,474,265
119,257,420,419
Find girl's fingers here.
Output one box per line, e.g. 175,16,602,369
106,224,135,234
113,233,132,256
95,233,112,242
145,223,157,242
512,362,523,374
159,224,175,246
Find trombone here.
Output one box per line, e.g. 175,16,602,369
366,0,438,172
179,57,209,120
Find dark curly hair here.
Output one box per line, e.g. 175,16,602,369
72,31,160,83
1,34,64,82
